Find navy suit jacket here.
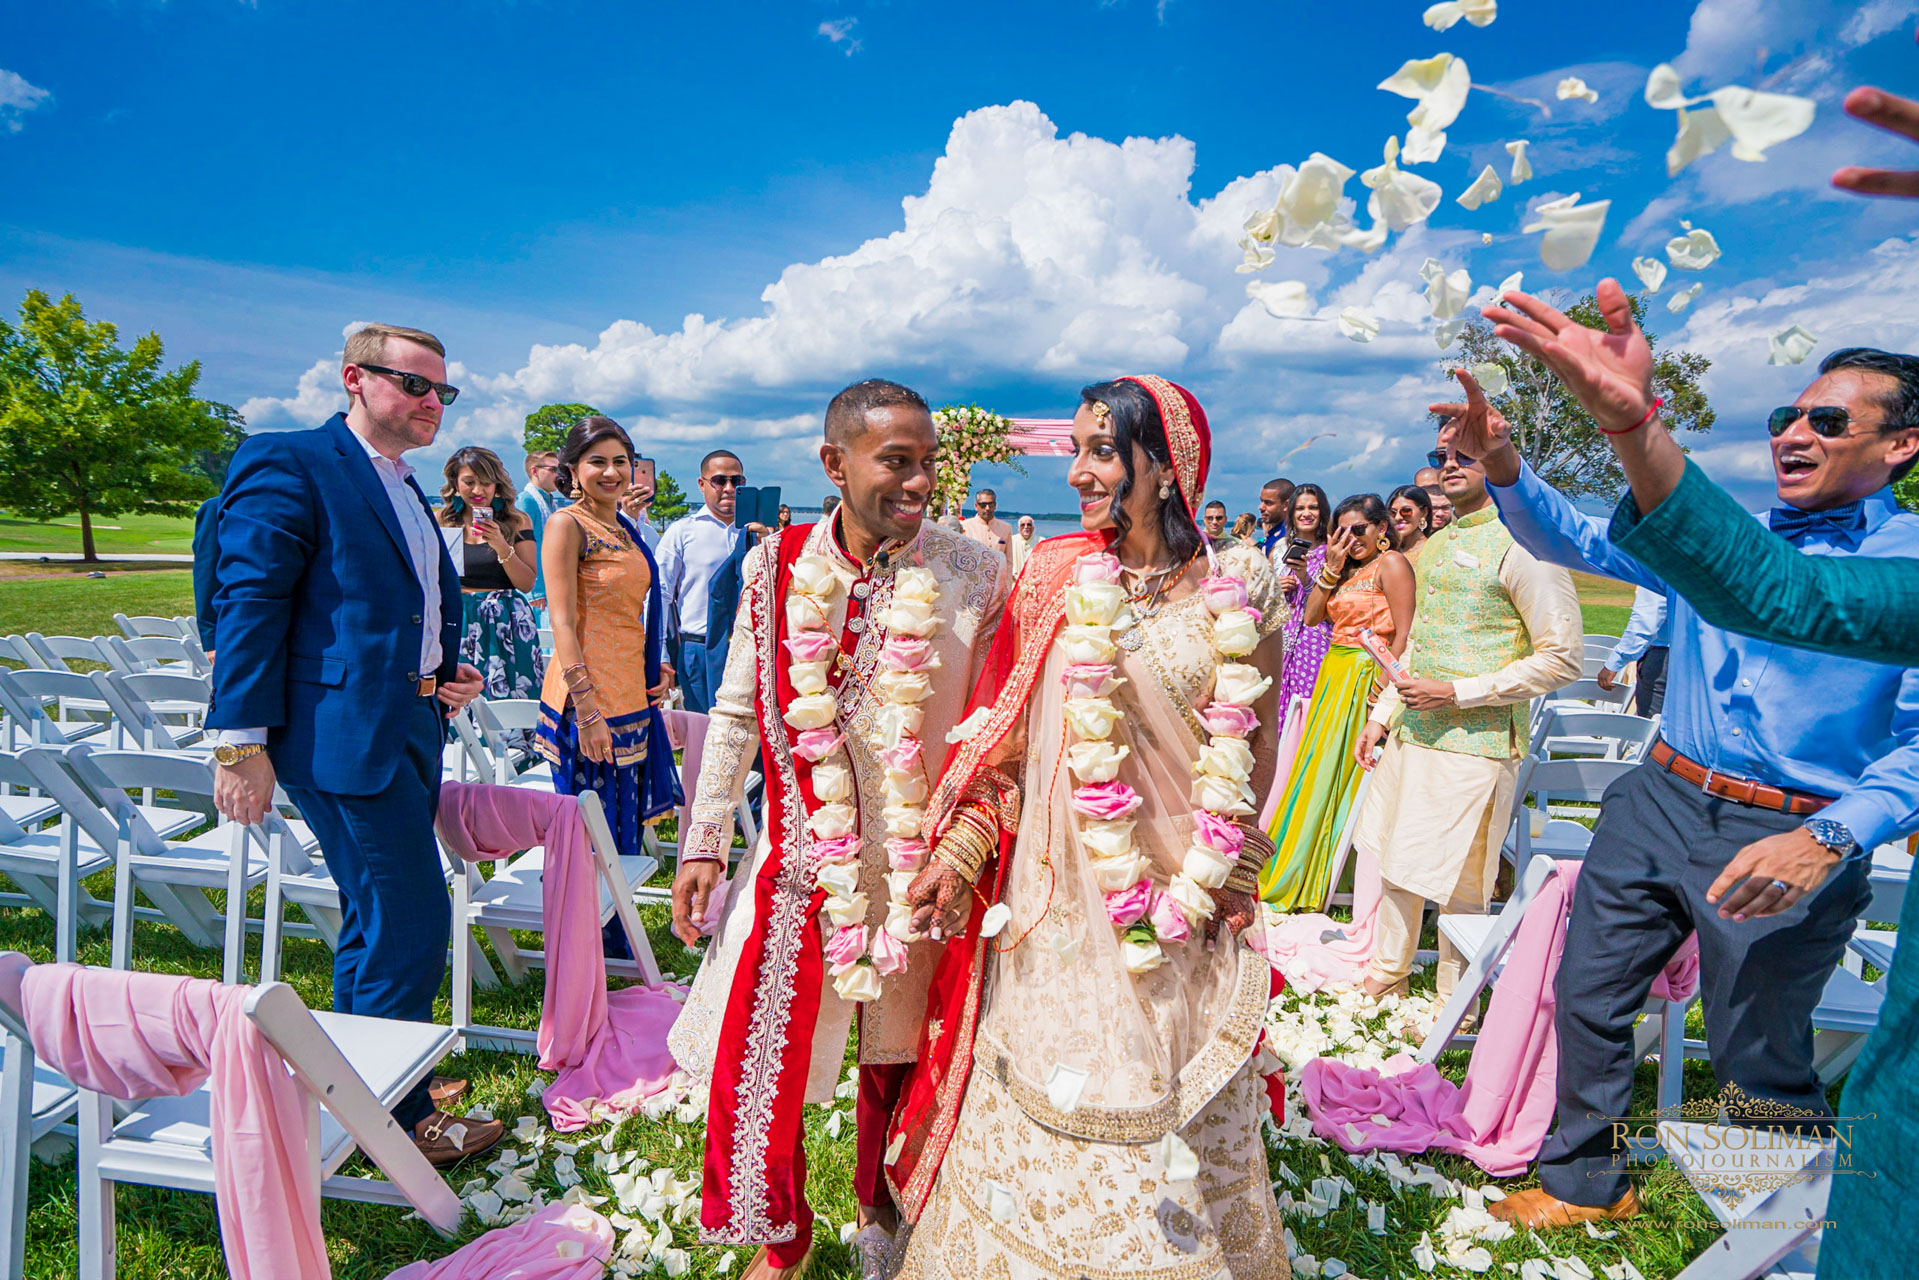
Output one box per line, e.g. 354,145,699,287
207,413,461,796
191,495,220,652
699,528,753,679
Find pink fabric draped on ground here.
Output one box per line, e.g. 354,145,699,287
1256,847,1384,992
435,782,683,1132
17,963,329,1280
386,1202,614,1279
1300,860,1701,1177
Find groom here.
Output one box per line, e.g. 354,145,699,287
667,379,1009,1279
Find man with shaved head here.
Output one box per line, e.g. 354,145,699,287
671,378,1009,1279
1415,465,1453,530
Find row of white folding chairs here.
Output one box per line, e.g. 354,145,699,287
3,631,209,679
0,667,211,755
112,613,196,642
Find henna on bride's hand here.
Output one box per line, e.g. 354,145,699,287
1206,887,1257,941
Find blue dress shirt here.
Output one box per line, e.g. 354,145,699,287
1490,461,1919,852
1603,587,1669,672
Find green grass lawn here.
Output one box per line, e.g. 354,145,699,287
0,511,197,557
0,569,196,639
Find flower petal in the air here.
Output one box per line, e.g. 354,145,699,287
1362,136,1443,231
1497,270,1524,296
1247,279,1313,319
1506,139,1532,184
1273,152,1359,248
1403,125,1448,164
1420,258,1473,320
1556,77,1599,104
1339,220,1390,254
1768,323,1818,366
1235,238,1276,274
1435,315,1469,349
1455,164,1503,210
1423,0,1496,31
1470,362,1511,397
1631,257,1668,293
1666,282,1703,313
1665,227,1721,271
1378,53,1472,133
1713,86,1816,161
1644,63,1704,111
1522,194,1610,271
1667,105,1733,176
1338,308,1381,343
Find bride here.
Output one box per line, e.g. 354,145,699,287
888,376,1293,1279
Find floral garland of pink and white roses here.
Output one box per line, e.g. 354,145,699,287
780,552,945,1004
1059,551,1271,975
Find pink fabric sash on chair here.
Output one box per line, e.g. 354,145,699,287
1255,847,1385,993
18,963,329,1280
436,782,683,1132
1300,860,1701,1177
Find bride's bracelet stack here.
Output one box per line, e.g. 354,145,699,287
933,804,997,884
1226,825,1272,895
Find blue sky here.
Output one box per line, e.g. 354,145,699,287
6,0,1919,516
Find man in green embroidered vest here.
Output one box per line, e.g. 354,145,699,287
1351,438,1583,1000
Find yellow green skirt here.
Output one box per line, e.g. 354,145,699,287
1260,643,1376,909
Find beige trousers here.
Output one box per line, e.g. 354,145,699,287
1367,800,1498,999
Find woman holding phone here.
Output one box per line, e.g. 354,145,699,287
436,447,545,707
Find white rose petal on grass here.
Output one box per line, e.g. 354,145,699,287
823,1109,844,1140
715,1251,738,1276
1413,1231,1438,1272
1337,308,1380,343
1469,363,1510,397
1159,1132,1201,1183
978,903,1012,938
1769,324,1818,366
1556,77,1598,104
1423,0,1495,30
1420,258,1473,320
1455,165,1502,210
1667,282,1703,313
1631,257,1668,293
1378,53,1472,133
1506,139,1532,184
1247,279,1313,319
1522,194,1610,271
1046,1063,1092,1114
1666,227,1721,270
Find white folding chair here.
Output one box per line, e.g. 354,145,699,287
1502,756,1641,866
101,634,208,678
70,974,462,1280
87,670,212,753
0,670,113,748
471,697,555,791
24,746,269,984
448,789,661,1052
112,614,188,641
1582,633,1620,660
1667,1122,1830,1280
641,708,762,886
20,634,121,675
1845,842,1909,977
1530,706,1660,763
1417,855,1695,1113
0,981,79,1278
1530,676,1631,730
0,750,114,961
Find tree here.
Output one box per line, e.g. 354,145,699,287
1897,468,1918,516
524,402,603,456
651,471,691,525
1447,292,1714,503
187,400,248,489
0,290,229,561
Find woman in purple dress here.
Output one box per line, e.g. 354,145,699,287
1276,483,1331,703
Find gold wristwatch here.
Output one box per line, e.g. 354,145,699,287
213,742,267,767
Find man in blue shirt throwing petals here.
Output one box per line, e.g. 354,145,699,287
1433,301,1919,1230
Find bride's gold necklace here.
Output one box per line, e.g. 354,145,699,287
1114,548,1201,650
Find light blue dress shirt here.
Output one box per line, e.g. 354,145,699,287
1490,461,1919,852
1603,587,1669,672
516,482,569,604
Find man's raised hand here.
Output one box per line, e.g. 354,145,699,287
1480,281,1655,434
1834,85,1919,199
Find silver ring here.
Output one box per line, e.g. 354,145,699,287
1769,879,1792,893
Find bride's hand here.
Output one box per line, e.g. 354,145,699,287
906,863,969,940
1207,887,1257,941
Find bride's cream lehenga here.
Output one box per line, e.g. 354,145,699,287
897,541,1293,1280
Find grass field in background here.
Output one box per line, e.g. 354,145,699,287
0,569,197,639
0,511,197,557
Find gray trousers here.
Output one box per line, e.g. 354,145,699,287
1537,760,1869,1205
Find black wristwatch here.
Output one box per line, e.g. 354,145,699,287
1801,817,1860,861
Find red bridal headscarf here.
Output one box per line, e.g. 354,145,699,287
1112,374,1211,524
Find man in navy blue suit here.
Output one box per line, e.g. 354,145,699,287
207,323,502,1164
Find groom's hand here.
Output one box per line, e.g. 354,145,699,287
671,858,726,946
907,864,968,940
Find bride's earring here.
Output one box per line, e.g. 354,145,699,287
1158,481,1173,500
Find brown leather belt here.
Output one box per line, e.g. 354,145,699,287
418,677,438,698
1649,740,1831,816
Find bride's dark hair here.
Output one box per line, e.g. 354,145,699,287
1079,379,1205,565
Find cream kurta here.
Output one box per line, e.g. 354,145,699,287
668,516,1008,1101
1353,532,1582,902
899,544,1291,1280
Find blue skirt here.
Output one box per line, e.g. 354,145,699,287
538,706,682,858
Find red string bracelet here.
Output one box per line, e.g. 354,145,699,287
1599,397,1663,436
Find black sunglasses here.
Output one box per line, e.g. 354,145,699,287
704,474,745,488
1427,447,1478,469
358,364,460,406
1766,406,1884,439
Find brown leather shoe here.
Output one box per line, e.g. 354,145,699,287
412,1110,504,1168
740,1244,815,1280
1490,1185,1640,1229
428,1076,469,1108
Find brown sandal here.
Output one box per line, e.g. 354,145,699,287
412,1109,504,1168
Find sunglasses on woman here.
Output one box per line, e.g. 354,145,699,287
1766,406,1884,438
357,364,461,405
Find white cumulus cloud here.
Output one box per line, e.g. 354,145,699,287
0,69,51,133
